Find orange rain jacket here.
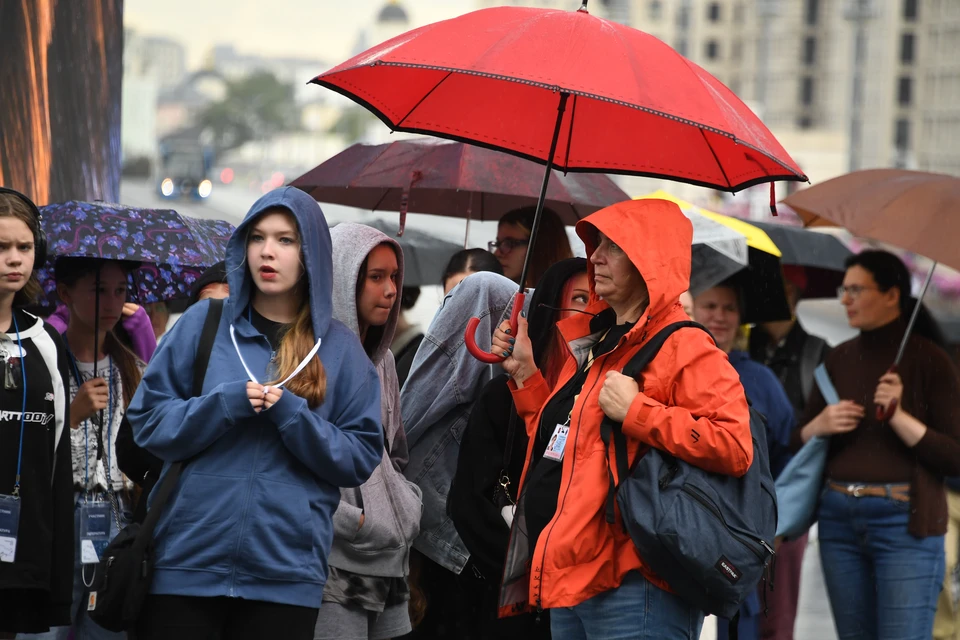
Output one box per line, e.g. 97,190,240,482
498,198,753,615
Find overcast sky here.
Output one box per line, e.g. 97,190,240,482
124,0,474,69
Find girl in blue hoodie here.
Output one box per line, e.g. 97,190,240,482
126,188,384,640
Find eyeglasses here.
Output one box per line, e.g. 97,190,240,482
488,238,529,254
837,285,878,300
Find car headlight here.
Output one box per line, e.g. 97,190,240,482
198,179,213,198
160,178,174,196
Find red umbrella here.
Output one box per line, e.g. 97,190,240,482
289,139,630,232
314,3,806,362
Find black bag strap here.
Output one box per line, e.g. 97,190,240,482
134,298,224,548
599,321,711,524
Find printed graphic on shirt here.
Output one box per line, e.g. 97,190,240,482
67,358,133,493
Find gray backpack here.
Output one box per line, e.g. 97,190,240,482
600,321,778,621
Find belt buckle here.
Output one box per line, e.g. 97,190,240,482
848,484,864,497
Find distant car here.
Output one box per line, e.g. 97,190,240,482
157,143,214,201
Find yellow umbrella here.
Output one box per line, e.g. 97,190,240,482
639,190,781,257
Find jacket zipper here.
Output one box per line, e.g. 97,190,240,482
681,484,773,560
229,333,270,596
534,343,622,611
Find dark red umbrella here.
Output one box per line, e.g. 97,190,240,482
290,139,629,231
314,3,806,362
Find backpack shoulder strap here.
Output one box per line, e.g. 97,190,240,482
600,321,712,524
137,298,224,546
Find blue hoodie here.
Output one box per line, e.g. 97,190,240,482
127,187,384,608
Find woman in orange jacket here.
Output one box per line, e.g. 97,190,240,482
491,198,754,640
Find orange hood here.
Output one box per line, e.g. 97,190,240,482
576,198,692,324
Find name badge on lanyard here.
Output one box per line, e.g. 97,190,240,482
79,499,113,564
542,424,571,462
0,495,21,563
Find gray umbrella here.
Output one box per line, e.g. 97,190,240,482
333,218,462,287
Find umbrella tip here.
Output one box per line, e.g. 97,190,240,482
578,0,589,12
769,182,778,217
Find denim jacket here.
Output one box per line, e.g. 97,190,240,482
400,272,517,574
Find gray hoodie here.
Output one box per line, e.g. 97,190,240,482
328,222,423,578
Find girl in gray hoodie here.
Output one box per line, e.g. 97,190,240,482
315,223,423,640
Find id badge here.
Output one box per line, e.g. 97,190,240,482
0,494,21,563
79,501,113,565
542,424,570,462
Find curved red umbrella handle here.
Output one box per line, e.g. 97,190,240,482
465,292,525,363
876,365,899,421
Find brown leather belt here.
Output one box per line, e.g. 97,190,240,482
827,481,911,502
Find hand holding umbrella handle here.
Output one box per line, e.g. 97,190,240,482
876,365,899,421
465,291,525,363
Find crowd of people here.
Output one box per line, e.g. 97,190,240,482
0,184,959,640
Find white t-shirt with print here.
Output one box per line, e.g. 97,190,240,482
67,356,135,493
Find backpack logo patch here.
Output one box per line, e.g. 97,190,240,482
715,556,741,583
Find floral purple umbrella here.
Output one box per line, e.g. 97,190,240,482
37,200,234,305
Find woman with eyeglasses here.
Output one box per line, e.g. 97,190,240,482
489,206,573,289
793,250,960,640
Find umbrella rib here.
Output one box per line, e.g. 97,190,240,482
700,127,733,190
395,70,455,130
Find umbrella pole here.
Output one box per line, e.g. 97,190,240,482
515,91,570,291
463,92,570,363
464,192,473,249
877,261,937,421
894,261,937,367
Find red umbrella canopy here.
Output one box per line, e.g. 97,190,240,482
313,5,806,192
289,139,630,224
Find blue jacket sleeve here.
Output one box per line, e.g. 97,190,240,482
127,305,257,461
757,367,796,479
265,365,384,488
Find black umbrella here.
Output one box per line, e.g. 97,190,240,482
748,221,852,299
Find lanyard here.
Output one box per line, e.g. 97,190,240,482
8,313,27,497
232,307,321,391
64,340,114,494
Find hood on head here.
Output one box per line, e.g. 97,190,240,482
576,199,692,322
226,187,332,338
329,222,404,364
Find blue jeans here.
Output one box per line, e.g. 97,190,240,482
550,571,704,639
18,492,131,640
819,487,945,640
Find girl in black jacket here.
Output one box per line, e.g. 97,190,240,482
447,258,588,639
0,189,74,637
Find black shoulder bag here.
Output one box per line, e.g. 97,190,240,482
88,298,224,631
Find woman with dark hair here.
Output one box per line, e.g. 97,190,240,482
0,190,73,638
490,206,573,289
446,257,588,638
441,249,503,295
793,249,960,640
